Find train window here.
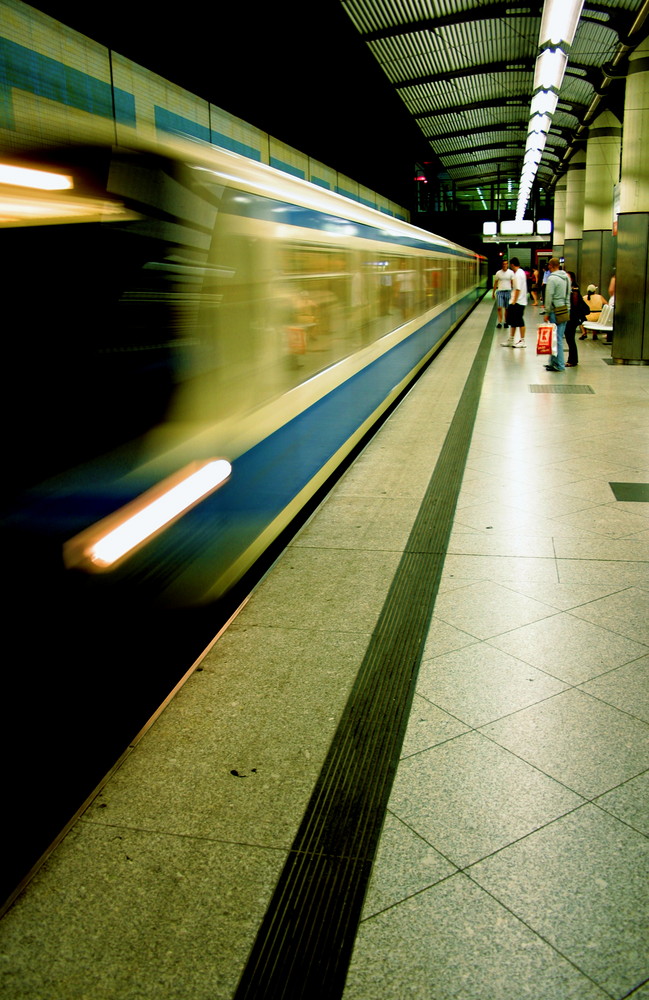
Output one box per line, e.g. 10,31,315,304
361,254,414,336
275,243,350,376
164,169,485,432
424,257,446,308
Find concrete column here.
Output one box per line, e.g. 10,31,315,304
552,174,567,259
581,111,621,293
563,149,586,280
615,38,649,362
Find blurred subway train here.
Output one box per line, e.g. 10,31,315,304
0,138,487,613
0,138,487,905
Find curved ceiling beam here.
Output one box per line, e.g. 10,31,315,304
423,121,577,143
394,60,535,90
412,96,529,118
357,4,542,42
425,125,529,143
436,135,567,158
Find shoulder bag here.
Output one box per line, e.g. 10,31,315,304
552,273,571,323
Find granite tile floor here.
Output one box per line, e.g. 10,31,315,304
0,299,647,1000
343,309,649,1000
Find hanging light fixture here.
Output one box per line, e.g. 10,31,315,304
515,0,585,220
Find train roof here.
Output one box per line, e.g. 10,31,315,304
0,135,485,260
162,135,484,260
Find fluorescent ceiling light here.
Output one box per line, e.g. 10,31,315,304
525,136,546,154
534,48,568,91
530,91,559,116
501,219,534,235
528,113,552,135
539,0,585,48
515,0,584,219
523,150,543,167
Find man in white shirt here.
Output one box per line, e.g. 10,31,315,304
502,257,527,347
492,259,514,328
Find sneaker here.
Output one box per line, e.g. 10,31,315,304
501,340,513,346
513,340,526,348
496,323,502,328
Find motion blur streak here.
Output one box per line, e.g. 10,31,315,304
64,459,232,571
0,163,73,189
3,139,486,607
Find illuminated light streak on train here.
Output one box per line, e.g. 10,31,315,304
0,163,73,190
63,459,232,571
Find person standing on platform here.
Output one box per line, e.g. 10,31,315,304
564,271,589,366
530,266,539,306
541,263,551,307
502,257,527,347
492,258,514,328
543,258,571,372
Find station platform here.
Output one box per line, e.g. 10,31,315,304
1,296,648,1000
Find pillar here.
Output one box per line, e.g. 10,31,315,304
581,110,621,294
563,148,586,280
616,38,649,362
552,174,567,260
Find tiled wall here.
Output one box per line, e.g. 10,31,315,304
0,0,408,219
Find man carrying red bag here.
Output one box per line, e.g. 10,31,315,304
542,258,571,372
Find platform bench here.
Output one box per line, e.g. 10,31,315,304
582,302,614,341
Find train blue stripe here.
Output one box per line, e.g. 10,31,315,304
220,188,472,256
160,294,478,594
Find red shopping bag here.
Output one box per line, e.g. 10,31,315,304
286,325,306,354
536,323,555,355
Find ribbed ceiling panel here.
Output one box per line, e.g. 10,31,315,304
420,107,529,131
425,114,529,139
341,0,647,197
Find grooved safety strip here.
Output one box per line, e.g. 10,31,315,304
233,318,494,1000
529,384,595,393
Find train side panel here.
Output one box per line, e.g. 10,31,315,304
0,142,486,607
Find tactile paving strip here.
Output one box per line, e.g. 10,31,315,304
233,321,495,1000
529,384,595,393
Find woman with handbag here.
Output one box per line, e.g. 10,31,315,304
542,258,571,372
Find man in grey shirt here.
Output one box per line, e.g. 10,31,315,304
542,257,571,372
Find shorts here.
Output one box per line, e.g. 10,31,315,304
508,303,525,328
496,290,511,308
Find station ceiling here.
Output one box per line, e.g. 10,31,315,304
340,0,649,202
